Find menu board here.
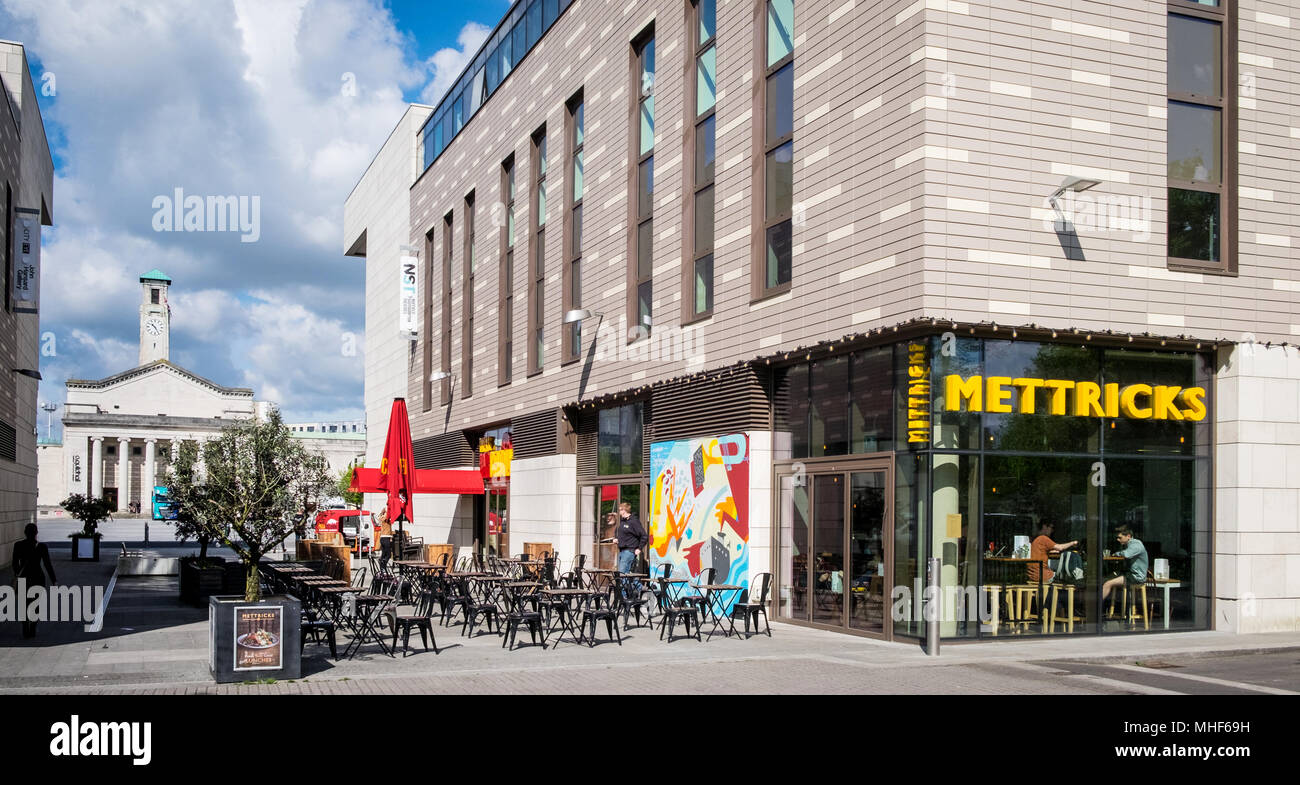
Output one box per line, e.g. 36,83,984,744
233,606,283,671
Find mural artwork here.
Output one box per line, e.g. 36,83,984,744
649,434,749,609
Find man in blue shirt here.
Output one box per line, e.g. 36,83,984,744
1101,524,1149,607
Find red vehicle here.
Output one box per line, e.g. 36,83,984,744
314,509,374,552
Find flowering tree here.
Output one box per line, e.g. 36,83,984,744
163,410,334,600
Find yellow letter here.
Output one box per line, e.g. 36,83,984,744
1074,382,1105,417
945,375,982,412
1152,386,1185,420
1104,383,1120,418
1012,378,1044,414
985,376,1014,413
1119,384,1153,419
1180,387,1207,421
1042,380,1075,416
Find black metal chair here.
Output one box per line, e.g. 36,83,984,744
300,585,338,659
501,585,547,650
559,553,586,588
615,574,654,630
579,586,623,647
440,576,473,628
681,566,715,618
729,572,773,638
391,590,439,656
462,577,500,638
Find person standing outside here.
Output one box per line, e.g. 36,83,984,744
376,509,394,570
1101,525,1148,606
12,524,57,638
615,502,647,575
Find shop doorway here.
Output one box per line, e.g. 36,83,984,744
776,460,893,639
477,478,509,557
579,481,643,570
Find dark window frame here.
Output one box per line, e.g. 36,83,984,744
1166,0,1236,275
563,90,585,364
462,191,475,398
628,26,656,343
752,0,794,301
499,156,516,386
422,226,436,411
441,211,454,406
683,0,717,324
529,125,548,376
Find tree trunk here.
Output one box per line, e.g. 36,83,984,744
245,563,261,602
199,536,209,562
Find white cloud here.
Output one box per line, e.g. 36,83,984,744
418,22,492,105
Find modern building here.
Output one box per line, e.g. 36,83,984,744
41,272,364,510
0,40,55,569
346,0,1300,639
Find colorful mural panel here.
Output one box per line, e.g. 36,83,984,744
649,434,749,606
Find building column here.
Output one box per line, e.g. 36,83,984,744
117,437,131,512
144,439,157,511
91,437,104,498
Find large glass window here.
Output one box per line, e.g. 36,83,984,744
462,192,475,398
529,126,547,375
688,0,716,319
759,0,794,295
565,93,585,362
776,348,895,460
598,403,643,475
499,157,515,386
1167,3,1232,272
632,30,655,336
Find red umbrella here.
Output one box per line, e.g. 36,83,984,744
350,398,485,540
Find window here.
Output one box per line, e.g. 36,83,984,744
3,184,10,313
463,192,475,398
564,92,585,363
598,403,644,475
529,126,548,375
151,288,160,304
629,29,655,339
1167,0,1235,273
441,212,453,405
755,0,794,297
687,0,717,320
500,156,516,386
422,226,436,410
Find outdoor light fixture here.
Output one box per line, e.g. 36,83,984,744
428,370,455,382
563,308,602,324
12,368,42,380
1048,175,1103,211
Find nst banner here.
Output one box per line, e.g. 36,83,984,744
12,207,40,314
399,254,418,338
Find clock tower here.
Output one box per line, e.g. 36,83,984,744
138,269,171,365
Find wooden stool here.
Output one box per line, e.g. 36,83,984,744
1121,583,1149,630
1044,584,1078,633
980,585,1003,636
1006,585,1042,633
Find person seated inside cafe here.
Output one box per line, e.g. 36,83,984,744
1101,524,1148,604
1027,521,1078,584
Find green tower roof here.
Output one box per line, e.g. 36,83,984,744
139,269,172,284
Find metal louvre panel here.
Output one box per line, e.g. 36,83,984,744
648,366,769,444
510,408,558,459
412,430,475,469
573,407,598,478
0,420,14,462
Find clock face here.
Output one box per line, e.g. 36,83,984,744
145,317,165,336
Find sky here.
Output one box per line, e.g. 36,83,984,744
0,0,512,440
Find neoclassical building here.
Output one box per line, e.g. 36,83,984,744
40,271,363,512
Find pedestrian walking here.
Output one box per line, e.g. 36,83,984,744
11,523,56,638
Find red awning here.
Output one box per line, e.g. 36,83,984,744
349,467,484,495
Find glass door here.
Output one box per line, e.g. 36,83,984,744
777,460,892,638
588,482,642,570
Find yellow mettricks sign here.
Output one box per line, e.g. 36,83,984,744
943,375,1207,422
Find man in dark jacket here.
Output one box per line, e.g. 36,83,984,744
615,502,647,575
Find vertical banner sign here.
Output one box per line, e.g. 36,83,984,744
233,606,283,671
399,254,419,339
907,341,931,443
12,207,41,314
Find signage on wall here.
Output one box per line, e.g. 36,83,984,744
943,375,1208,421
12,207,41,314
906,342,931,443
398,254,418,339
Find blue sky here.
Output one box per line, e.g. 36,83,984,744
0,0,513,439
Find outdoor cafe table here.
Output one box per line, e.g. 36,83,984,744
583,568,617,592
696,584,744,639
342,593,397,659
539,588,595,646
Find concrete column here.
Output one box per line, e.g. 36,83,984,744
144,439,157,510
117,437,131,512
91,437,104,497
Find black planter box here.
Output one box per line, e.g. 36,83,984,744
70,534,100,562
208,595,301,684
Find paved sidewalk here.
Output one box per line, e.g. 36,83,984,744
3,563,1297,694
